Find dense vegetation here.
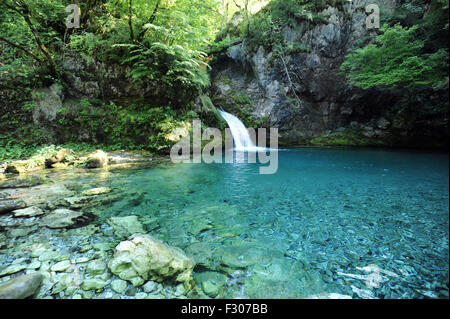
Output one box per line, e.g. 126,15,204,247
0,0,448,161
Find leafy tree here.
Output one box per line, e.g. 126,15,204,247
341,23,448,92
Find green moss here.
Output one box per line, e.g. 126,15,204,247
309,130,385,147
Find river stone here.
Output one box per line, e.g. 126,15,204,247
142,280,158,293
194,271,228,298
307,292,353,299
13,206,45,217
0,199,26,215
50,260,71,272
0,175,43,189
108,234,195,289
0,272,43,299
40,208,95,229
85,150,108,168
86,259,107,276
110,279,128,294
81,278,108,291
0,264,28,276
64,196,94,208
107,215,145,239
81,187,112,196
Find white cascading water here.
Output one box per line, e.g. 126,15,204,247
220,110,263,151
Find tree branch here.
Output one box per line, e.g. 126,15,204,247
0,36,42,62
137,0,161,42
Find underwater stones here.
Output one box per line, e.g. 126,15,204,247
12,206,45,217
194,272,228,298
39,208,95,229
0,264,28,276
50,260,71,272
142,280,158,293
14,183,75,207
0,175,43,189
110,279,128,294
0,272,43,299
107,215,145,239
307,293,352,299
81,187,112,196
108,234,195,289
81,278,109,291
64,196,94,209
0,199,26,215
85,150,108,169
86,260,107,276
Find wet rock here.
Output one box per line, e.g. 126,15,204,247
110,279,128,294
8,227,36,238
0,264,28,276
85,150,108,169
142,280,158,293
0,175,43,189
107,215,145,239
64,196,94,209
39,208,96,229
12,206,45,217
86,260,107,276
81,278,108,291
0,272,43,299
0,199,26,215
45,149,70,168
50,260,71,272
194,271,228,298
108,234,195,289
81,187,112,196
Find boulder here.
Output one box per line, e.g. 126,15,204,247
0,199,26,215
45,148,70,168
0,272,43,299
85,150,108,168
108,234,195,289
39,208,95,229
81,187,112,196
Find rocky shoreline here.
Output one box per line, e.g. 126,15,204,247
0,149,200,299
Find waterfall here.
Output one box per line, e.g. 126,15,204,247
219,110,262,151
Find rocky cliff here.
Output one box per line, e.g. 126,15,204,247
208,0,446,147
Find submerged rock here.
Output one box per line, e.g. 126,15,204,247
39,208,95,229
107,215,145,239
0,199,26,215
306,293,353,299
108,234,195,289
194,271,228,298
85,150,108,169
81,187,112,196
0,175,43,189
0,272,43,299
12,206,45,217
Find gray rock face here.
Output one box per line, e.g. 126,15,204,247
32,83,64,125
0,272,43,299
210,0,401,144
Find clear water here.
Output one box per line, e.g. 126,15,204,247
88,147,449,299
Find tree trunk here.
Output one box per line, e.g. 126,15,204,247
129,0,135,41
137,0,161,42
